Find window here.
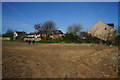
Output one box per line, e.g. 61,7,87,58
105,28,107,30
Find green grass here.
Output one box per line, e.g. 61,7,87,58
36,40,63,43
2,40,119,47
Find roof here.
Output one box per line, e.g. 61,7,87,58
15,31,26,33
29,30,63,35
88,21,114,32
28,32,39,35
51,30,63,34
15,31,27,35
107,23,114,28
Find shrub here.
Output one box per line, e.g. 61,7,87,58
80,34,101,44
52,36,63,42
62,34,80,43
114,35,120,46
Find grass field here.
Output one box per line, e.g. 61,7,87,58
2,41,118,78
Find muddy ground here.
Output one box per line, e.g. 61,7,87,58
2,41,118,78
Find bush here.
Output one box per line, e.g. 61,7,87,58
80,34,102,44
62,34,80,43
114,35,120,46
79,32,115,45
52,36,63,42
2,32,13,41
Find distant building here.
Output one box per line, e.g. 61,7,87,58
27,32,41,38
49,30,64,39
24,32,41,41
88,21,115,41
25,30,64,41
2,37,10,40
13,31,27,40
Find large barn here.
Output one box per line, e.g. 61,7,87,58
88,21,115,41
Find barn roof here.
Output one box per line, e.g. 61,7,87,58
107,23,114,28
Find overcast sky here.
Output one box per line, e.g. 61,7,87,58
2,2,118,34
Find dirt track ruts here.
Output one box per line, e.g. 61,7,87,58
2,41,118,78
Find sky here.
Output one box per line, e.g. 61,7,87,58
1,0,120,2
0,2,2,34
2,2,118,34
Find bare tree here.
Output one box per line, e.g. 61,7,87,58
43,21,56,31
6,29,13,33
33,21,57,40
34,23,43,32
42,20,57,40
67,24,82,36
2,29,14,40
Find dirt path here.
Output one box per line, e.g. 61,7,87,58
2,41,118,78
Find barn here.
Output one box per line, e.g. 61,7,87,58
88,21,115,41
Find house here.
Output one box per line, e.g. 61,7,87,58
24,32,41,41
25,30,64,41
88,21,115,41
2,37,10,40
50,30,64,39
13,31,27,40
27,32,41,38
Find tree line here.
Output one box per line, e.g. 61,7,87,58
2,20,120,46
33,20,119,46
33,20,83,41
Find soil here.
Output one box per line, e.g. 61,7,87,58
2,41,118,78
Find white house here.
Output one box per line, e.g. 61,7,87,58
13,31,27,40
25,30,64,41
